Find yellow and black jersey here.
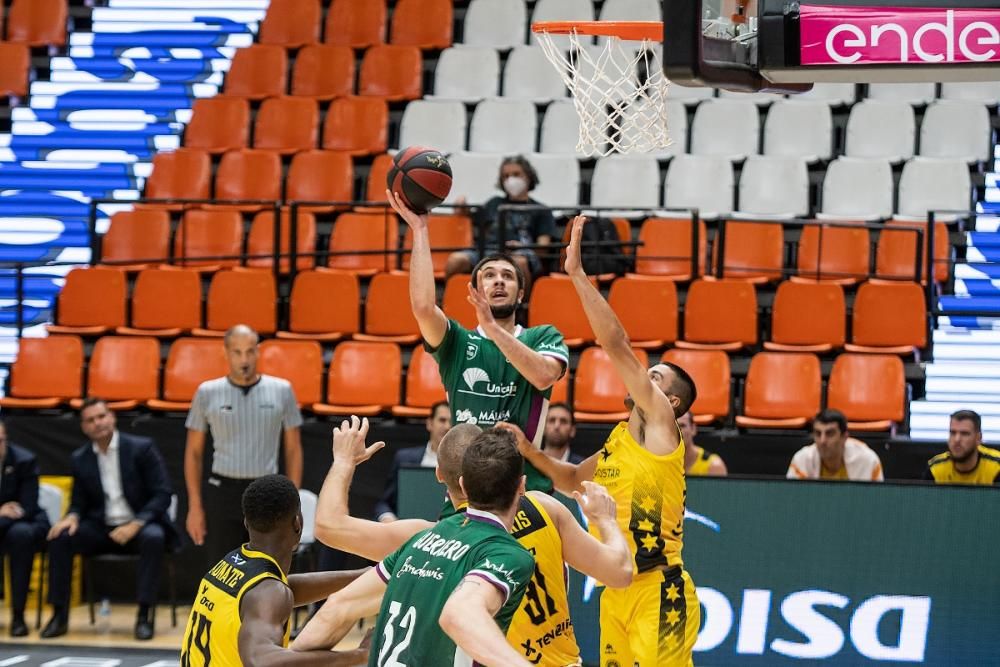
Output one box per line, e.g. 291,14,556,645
926,445,1000,485
686,446,722,477
592,422,687,573
181,545,289,667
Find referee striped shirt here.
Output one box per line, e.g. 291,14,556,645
185,374,303,479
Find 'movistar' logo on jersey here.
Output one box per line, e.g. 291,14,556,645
460,368,517,398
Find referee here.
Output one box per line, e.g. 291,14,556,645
183,324,303,562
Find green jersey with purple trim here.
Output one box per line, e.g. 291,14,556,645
428,319,569,492
370,509,535,667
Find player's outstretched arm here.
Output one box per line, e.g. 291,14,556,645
439,577,535,667
287,568,370,607
238,579,368,666
387,189,448,347
496,422,599,495
531,484,633,589
292,568,387,652
466,282,565,390
564,216,674,421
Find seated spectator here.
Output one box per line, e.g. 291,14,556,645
0,421,50,637
42,398,177,641
787,409,883,482
542,402,584,464
678,412,727,476
374,401,451,522
446,155,556,281
925,410,1000,485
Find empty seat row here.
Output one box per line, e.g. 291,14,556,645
0,333,907,432
224,43,422,101
259,0,451,49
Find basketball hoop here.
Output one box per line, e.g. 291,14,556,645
532,21,669,157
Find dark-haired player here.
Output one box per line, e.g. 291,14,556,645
387,189,569,494
180,474,369,667
505,216,702,666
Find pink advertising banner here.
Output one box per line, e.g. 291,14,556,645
800,5,1000,65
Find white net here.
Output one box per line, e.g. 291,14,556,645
536,29,670,157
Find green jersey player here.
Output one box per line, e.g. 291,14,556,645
387,190,569,493
293,429,537,667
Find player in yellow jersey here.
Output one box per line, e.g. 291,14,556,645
291,416,633,667
679,411,727,476
506,216,701,667
181,474,370,667
925,410,1000,485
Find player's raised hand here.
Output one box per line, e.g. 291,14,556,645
385,189,428,231
574,481,618,524
332,415,386,466
563,215,588,276
495,421,534,457
466,281,497,329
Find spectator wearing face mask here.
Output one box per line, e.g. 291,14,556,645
446,155,556,283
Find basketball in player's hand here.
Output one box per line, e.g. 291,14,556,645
386,146,453,214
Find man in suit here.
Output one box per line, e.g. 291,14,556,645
542,403,584,464
373,401,450,522
0,421,50,636
41,398,177,641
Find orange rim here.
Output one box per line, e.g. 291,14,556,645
531,20,663,41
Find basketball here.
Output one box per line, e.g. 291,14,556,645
386,146,453,214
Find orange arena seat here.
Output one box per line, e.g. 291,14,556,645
173,209,243,271
184,97,249,154
258,0,320,47
291,44,355,100
258,339,324,407
313,341,401,416
0,336,83,409
194,270,278,337
117,268,202,337
47,268,126,336
358,45,422,101
875,220,950,284
211,149,282,211
246,209,317,273
827,353,906,431
441,273,476,330
354,272,422,344
322,97,389,155
99,209,171,271
528,277,594,348
73,336,160,410
392,346,447,417
718,220,785,283
661,349,731,425
0,43,30,97
365,154,394,204
147,338,229,411
402,215,474,277
796,223,871,285
608,276,678,349
678,279,757,350
389,0,453,49
326,212,398,276
7,0,67,46
765,280,846,352
278,269,361,342
253,96,319,154
573,347,649,423
286,150,354,212
224,44,287,99
736,352,822,429
144,149,211,204
632,217,706,280
550,371,570,405
325,0,386,48
847,281,927,354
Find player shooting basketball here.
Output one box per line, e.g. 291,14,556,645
500,215,701,666
292,416,633,667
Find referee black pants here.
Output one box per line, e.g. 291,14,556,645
204,474,253,567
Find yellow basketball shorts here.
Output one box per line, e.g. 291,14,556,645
599,567,699,667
